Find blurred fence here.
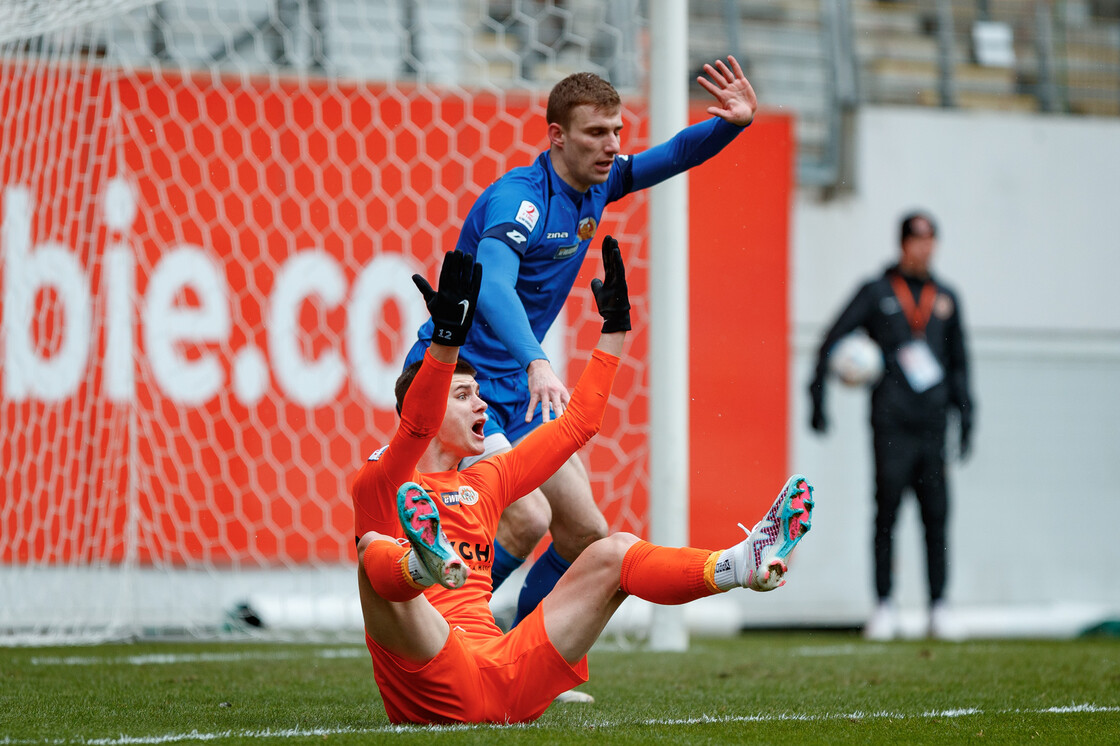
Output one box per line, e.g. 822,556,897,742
2,0,1117,188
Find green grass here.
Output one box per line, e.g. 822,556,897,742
2,632,1119,744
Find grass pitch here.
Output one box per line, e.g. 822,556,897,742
2,632,1119,744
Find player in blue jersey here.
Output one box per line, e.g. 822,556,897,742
405,57,758,659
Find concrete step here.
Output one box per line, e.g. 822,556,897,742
850,0,930,36
857,30,942,61
1067,95,1120,116
690,19,826,62
916,87,1039,112
864,56,1018,87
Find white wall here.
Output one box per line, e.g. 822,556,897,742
736,106,1120,636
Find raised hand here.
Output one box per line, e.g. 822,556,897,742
590,235,631,333
697,55,757,127
412,250,483,347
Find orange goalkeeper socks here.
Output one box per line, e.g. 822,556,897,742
619,540,723,604
362,539,428,603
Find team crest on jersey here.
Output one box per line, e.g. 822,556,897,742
577,217,597,241
515,200,540,232
934,293,954,319
367,445,388,461
459,485,479,505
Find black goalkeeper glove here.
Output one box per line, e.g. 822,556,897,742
589,235,631,333
412,250,483,347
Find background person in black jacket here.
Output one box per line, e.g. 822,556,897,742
808,211,974,641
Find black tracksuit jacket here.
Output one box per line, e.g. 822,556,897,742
811,264,973,436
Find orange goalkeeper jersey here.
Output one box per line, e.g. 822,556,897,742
350,348,620,640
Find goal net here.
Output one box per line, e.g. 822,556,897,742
0,0,656,643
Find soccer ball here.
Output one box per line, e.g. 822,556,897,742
829,333,884,387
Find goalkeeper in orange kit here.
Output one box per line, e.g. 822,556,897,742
350,238,815,724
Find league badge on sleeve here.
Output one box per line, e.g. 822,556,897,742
515,200,540,232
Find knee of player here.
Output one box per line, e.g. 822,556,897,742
556,519,609,558
510,505,552,547
356,530,395,561
588,514,610,542
584,532,640,567
551,501,609,545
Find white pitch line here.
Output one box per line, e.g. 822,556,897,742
790,642,1032,658
28,649,365,667
1,704,1117,744
792,643,885,657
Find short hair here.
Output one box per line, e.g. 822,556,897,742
899,211,937,244
394,358,477,414
546,72,621,129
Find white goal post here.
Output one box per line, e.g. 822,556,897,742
0,0,696,644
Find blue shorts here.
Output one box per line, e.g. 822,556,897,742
403,341,544,445
476,369,545,443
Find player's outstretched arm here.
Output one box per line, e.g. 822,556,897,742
590,235,631,359
523,234,630,425
697,55,757,127
411,249,482,364
494,237,630,496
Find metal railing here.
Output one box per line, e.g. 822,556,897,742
11,0,1120,189
699,0,1120,187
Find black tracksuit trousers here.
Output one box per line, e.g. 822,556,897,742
872,425,949,604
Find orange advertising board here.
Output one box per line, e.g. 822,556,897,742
0,62,791,565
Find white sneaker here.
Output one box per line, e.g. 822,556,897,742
863,601,897,641
928,601,959,641
553,689,594,704
397,482,470,589
741,475,814,591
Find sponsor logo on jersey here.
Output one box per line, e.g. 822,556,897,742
440,490,462,506
546,231,569,239
506,229,527,244
577,217,597,241
456,541,491,564
367,445,388,461
515,200,540,231
553,242,579,259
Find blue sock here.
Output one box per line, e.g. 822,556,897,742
490,539,524,592
512,542,570,628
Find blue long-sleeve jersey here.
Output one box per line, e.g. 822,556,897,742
411,116,745,380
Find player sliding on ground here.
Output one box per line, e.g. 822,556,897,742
351,240,814,724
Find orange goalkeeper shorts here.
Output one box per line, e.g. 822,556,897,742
365,604,588,724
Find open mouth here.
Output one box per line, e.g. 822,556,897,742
472,419,486,437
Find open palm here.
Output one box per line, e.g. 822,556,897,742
697,55,758,127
